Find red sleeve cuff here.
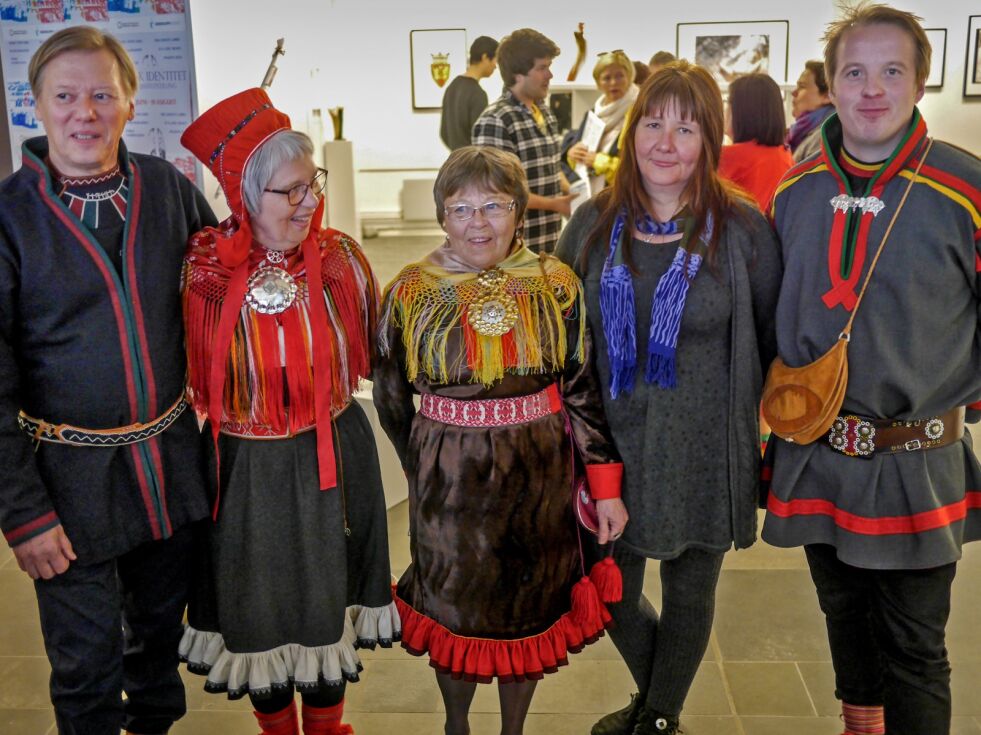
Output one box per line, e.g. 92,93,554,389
969,400,981,410
3,510,60,547
585,463,623,500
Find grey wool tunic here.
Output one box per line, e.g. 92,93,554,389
761,114,981,570
557,200,782,558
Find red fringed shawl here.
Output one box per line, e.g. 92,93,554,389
182,218,377,497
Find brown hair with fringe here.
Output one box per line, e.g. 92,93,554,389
433,145,530,228
582,60,750,272
729,73,787,147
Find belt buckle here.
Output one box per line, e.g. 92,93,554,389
828,415,876,457
904,438,922,451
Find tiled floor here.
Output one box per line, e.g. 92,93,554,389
3,510,980,734
2,234,980,734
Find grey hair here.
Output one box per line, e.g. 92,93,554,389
241,129,315,216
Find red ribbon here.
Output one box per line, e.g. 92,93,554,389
206,198,336,520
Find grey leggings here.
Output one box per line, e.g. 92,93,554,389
606,544,724,716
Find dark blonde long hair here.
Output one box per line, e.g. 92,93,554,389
584,60,749,271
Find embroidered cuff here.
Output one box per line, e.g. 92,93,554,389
3,510,60,547
585,463,623,500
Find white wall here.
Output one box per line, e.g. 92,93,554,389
189,0,981,221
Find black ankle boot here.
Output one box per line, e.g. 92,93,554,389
591,693,642,735
632,705,681,735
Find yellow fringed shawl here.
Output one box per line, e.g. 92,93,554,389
379,247,584,386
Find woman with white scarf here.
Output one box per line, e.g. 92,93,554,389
566,50,640,196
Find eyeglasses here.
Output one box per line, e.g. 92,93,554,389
264,168,328,206
444,200,516,222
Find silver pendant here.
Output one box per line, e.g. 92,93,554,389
245,266,297,314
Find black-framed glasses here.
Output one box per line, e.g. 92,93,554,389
264,167,328,206
444,199,516,222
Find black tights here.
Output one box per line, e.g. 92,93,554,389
250,681,346,714
436,672,538,735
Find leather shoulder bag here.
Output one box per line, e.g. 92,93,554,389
761,140,932,444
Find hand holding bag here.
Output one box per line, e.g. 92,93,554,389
761,140,932,444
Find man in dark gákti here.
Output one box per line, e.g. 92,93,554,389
0,26,215,735
763,4,981,735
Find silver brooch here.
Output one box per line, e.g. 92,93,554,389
829,194,886,216
245,266,298,314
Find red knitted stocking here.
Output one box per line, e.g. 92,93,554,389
302,700,353,735
254,700,300,735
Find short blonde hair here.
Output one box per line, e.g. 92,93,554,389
824,2,931,89
29,26,138,101
593,50,634,86
433,146,529,227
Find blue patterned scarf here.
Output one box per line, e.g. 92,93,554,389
600,209,712,397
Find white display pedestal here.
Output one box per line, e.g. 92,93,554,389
354,383,410,509
323,139,360,239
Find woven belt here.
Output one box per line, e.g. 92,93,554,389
18,396,187,447
827,407,964,458
419,384,561,427
219,401,351,439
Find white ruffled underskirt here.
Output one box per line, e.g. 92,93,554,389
179,601,402,699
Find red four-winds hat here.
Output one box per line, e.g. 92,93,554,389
181,88,291,218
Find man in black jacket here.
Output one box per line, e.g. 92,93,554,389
0,26,215,735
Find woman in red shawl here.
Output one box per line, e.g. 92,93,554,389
177,89,399,735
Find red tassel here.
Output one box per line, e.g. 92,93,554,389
589,557,623,603
570,576,604,627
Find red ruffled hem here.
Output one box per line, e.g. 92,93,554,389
393,587,611,683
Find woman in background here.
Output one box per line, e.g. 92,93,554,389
719,73,795,212
566,50,640,196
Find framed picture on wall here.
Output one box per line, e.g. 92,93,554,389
676,20,789,87
924,29,946,88
410,29,467,110
965,16,981,98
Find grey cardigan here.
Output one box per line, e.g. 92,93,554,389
556,200,782,554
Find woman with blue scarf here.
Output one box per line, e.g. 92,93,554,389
556,61,782,735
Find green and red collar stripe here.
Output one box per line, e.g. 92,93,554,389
818,110,929,310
